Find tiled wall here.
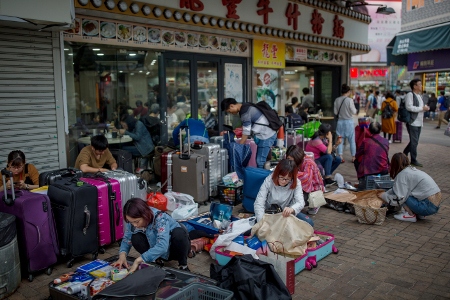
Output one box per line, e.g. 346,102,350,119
401,0,450,31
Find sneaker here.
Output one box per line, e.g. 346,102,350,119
394,211,417,222
417,215,426,220
179,265,191,272
308,207,320,215
324,178,337,187
435,126,440,129
389,140,392,144
411,161,423,167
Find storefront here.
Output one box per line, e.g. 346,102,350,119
63,0,370,167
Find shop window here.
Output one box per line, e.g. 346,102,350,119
64,42,160,167
407,0,425,11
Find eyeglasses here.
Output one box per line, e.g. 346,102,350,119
9,165,24,170
278,176,291,182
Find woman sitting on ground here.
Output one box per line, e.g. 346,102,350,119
254,159,314,226
354,122,389,181
305,123,342,186
0,150,39,192
379,153,441,223
285,145,325,215
113,198,190,273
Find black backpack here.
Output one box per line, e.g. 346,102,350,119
444,95,450,109
382,101,394,119
140,116,161,145
251,101,283,131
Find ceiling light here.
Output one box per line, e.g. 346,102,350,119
208,70,212,73
146,72,150,75
139,70,143,73
119,71,123,73
129,53,136,56
64,48,69,51
97,53,104,56
130,73,135,75
92,48,100,51
68,53,73,56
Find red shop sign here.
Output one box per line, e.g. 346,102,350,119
350,68,388,78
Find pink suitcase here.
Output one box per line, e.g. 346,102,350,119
285,129,303,148
237,138,257,167
80,175,123,247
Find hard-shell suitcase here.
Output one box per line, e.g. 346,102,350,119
219,148,229,180
210,136,225,148
103,169,147,204
153,146,177,178
237,138,257,167
172,126,209,204
39,168,83,187
79,175,124,247
110,149,133,173
0,169,59,281
392,121,402,143
285,129,303,148
191,143,220,197
47,178,98,268
242,167,271,213
160,151,176,194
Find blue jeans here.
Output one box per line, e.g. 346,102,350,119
404,124,421,164
296,212,314,227
405,195,439,216
255,133,277,168
336,119,356,157
122,145,148,169
315,154,341,176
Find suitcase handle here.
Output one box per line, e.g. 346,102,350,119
83,205,90,235
115,202,121,226
1,169,15,206
179,125,191,160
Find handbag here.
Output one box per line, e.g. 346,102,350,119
354,204,387,225
308,190,326,208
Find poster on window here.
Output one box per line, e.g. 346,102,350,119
224,63,243,103
256,69,279,110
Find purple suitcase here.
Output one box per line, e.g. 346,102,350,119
237,138,257,167
285,129,303,148
80,175,123,247
392,121,402,143
0,169,59,281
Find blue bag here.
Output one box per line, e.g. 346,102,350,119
223,132,252,179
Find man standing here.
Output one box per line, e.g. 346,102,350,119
221,98,277,168
302,88,314,113
365,89,377,118
435,91,449,129
403,79,430,167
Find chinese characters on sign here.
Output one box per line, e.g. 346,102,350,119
311,9,324,34
285,3,300,30
257,0,274,25
333,15,345,39
222,0,242,19
396,38,409,54
254,40,285,69
180,0,204,12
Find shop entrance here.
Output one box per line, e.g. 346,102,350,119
160,52,247,144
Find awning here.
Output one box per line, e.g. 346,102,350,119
386,36,407,65
392,22,450,55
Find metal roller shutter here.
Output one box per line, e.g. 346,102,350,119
0,26,60,172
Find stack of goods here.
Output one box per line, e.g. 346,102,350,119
218,172,243,206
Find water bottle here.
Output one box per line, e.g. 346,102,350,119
318,109,323,118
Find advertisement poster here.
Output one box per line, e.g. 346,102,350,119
351,0,402,63
256,69,280,110
224,64,243,103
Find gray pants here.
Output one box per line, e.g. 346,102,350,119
404,124,421,164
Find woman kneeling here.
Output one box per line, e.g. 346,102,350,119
113,199,190,272
254,159,314,226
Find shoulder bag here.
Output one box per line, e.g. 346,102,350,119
308,190,327,208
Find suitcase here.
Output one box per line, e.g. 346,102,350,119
191,143,221,197
210,136,225,148
242,167,271,213
190,237,210,254
392,121,402,143
79,175,124,247
153,146,177,178
39,168,83,187
110,149,133,173
285,129,303,148
219,148,229,180
237,138,257,167
160,151,176,194
172,126,209,204
103,169,147,204
0,169,59,281
47,177,98,268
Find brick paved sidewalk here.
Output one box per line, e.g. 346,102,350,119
7,132,450,300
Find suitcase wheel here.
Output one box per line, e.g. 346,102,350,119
46,267,53,276
332,245,339,254
305,262,313,271
99,247,106,254
67,259,74,268
28,274,34,282
92,252,98,260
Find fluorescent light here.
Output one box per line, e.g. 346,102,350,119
97,53,104,56
119,71,123,73
139,70,143,73
68,53,73,56
64,48,69,51
92,48,100,51
129,53,136,56
130,73,135,75
208,70,212,73
146,72,150,75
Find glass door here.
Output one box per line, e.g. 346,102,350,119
314,66,341,116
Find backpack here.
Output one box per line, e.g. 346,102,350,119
251,101,283,131
382,101,394,119
285,113,304,129
368,95,377,109
140,116,161,145
398,93,419,124
445,95,450,109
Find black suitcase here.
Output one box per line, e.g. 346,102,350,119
110,149,133,173
39,168,83,186
47,178,98,267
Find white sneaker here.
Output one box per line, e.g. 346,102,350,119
389,140,392,144
394,211,417,222
308,207,320,215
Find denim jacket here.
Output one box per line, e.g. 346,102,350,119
126,120,154,156
119,207,180,263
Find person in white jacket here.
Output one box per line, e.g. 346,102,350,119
254,159,314,226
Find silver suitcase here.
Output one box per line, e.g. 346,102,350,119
103,170,147,206
191,143,221,197
210,136,224,148
219,148,229,180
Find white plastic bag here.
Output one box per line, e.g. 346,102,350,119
171,204,198,220
165,191,195,211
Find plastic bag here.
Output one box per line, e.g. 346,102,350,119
171,204,198,221
147,192,167,211
164,191,195,211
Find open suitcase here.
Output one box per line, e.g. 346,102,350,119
191,143,221,198
47,177,98,268
0,169,59,281
172,126,208,204
39,168,83,187
79,174,124,248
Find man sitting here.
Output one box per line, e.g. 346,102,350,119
285,105,304,129
75,135,117,173
354,122,389,180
